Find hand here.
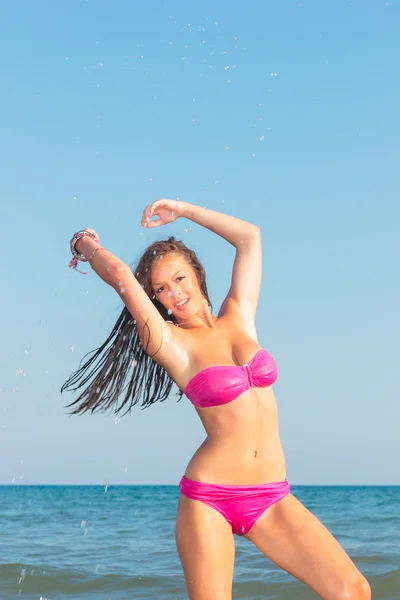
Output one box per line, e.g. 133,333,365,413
141,199,186,228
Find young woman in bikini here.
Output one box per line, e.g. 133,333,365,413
63,199,371,600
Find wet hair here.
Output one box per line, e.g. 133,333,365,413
61,237,213,416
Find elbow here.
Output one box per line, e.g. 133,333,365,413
247,225,261,240
237,226,261,249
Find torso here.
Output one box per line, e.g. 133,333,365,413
162,307,286,485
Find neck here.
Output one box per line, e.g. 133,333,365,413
176,307,217,330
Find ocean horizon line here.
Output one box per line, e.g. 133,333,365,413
1,482,399,487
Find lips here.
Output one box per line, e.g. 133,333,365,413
175,298,190,310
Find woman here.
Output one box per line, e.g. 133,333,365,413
63,199,371,600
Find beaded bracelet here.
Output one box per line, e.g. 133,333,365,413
68,230,99,274
69,230,99,262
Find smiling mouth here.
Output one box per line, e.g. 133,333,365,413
175,298,190,310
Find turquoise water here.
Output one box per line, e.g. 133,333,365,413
0,485,399,599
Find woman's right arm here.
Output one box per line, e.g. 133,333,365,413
75,236,176,361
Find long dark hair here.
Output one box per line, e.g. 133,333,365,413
61,237,213,416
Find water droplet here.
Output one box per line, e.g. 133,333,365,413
167,309,172,315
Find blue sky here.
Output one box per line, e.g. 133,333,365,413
1,0,399,485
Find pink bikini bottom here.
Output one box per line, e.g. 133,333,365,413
179,475,290,536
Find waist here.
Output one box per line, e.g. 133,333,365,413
185,434,286,485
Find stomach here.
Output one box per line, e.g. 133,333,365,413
184,386,287,485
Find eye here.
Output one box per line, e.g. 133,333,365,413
176,276,185,282
156,287,164,294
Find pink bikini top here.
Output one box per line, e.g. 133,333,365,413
184,348,278,408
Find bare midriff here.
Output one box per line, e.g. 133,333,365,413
184,386,286,485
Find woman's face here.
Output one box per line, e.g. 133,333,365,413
150,253,203,318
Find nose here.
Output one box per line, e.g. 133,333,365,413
172,283,182,294
169,287,181,298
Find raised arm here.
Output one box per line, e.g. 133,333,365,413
180,204,262,331
181,203,259,247
142,199,262,337
74,234,174,361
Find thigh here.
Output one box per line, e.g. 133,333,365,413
176,494,235,600
245,493,369,600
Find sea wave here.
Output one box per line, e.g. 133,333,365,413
1,563,399,600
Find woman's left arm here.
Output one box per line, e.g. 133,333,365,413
141,198,262,327
141,198,259,246
184,202,262,329
182,202,259,247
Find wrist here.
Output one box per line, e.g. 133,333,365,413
70,230,98,258
76,236,98,255
68,229,99,273
75,237,85,253
179,201,191,219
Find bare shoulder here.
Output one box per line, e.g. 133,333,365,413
218,297,258,343
154,321,191,381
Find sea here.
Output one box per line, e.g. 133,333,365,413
0,485,398,600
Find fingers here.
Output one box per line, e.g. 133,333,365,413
141,198,174,227
141,210,158,228
146,218,162,228
141,212,153,227
141,199,163,227
141,207,151,227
